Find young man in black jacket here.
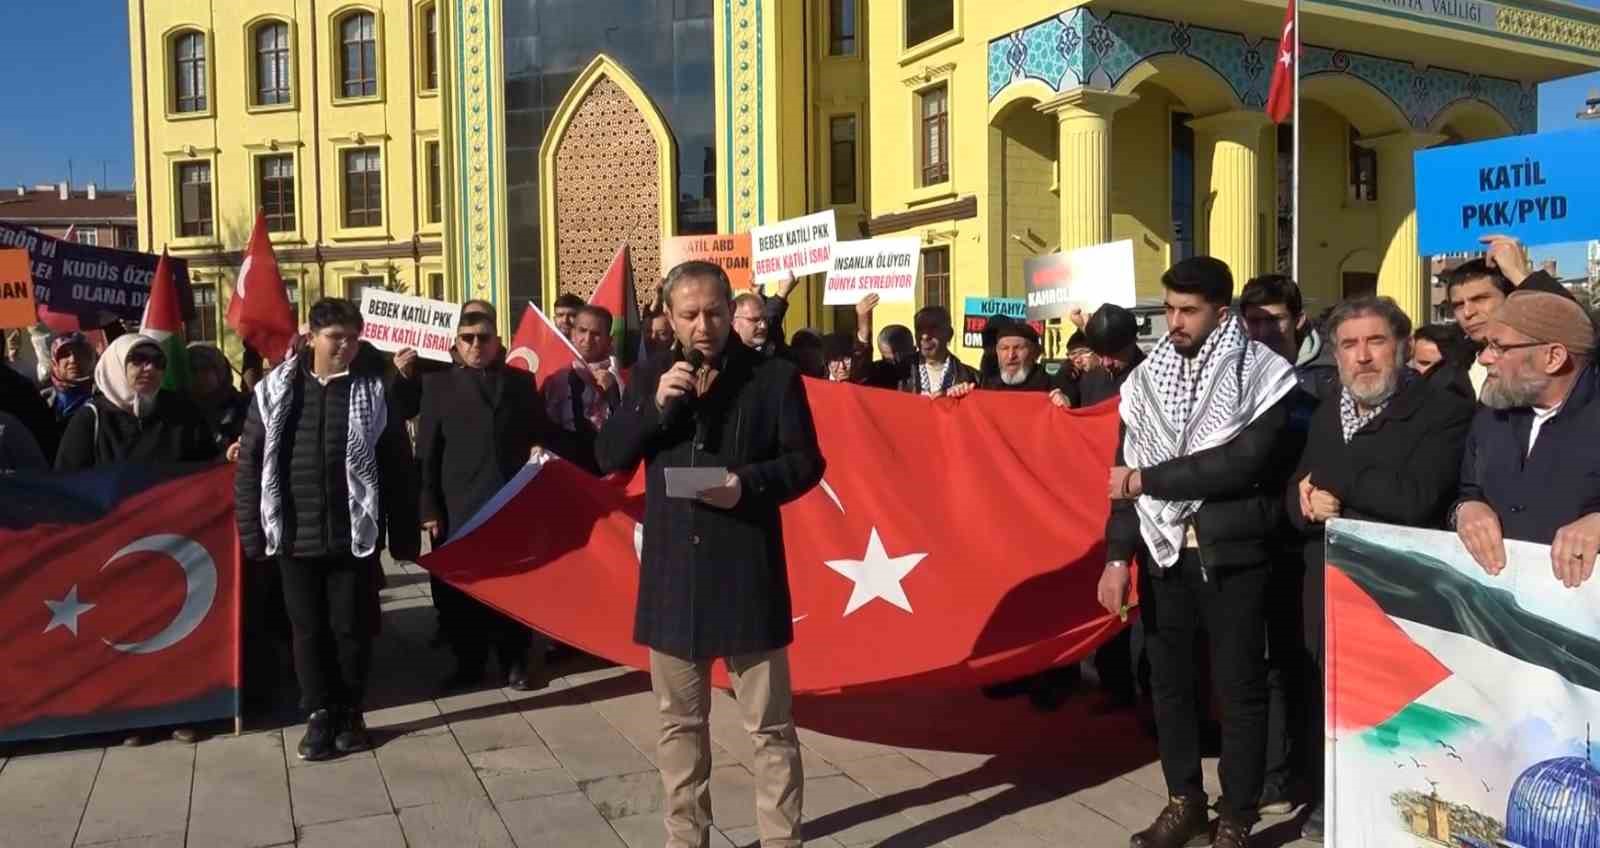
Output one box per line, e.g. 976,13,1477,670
597,260,823,848
235,298,419,762
1285,296,1474,839
1100,258,1300,848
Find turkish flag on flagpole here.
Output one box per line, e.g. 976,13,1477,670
506,301,584,387
226,211,298,364
1266,0,1297,124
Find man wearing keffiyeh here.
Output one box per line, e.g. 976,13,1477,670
1099,257,1299,848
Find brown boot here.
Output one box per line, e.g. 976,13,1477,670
1130,795,1211,848
1213,815,1253,848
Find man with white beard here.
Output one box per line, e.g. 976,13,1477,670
1284,295,1474,840
973,320,1050,393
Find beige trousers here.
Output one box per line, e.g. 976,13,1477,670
649,648,803,848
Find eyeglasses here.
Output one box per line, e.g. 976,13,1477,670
458,332,496,345
126,350,167,369
1483,339,1549,358
733,314,767,325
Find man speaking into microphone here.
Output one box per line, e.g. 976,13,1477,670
597,260,824,848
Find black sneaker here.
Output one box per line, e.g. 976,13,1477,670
1300,803,1324,842
334,709,372,754
297,709,336,761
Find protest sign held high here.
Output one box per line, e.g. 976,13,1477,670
1023,240,1136,322
751,210,836,285
661,233,754,289
823,237,920,305
0,249,37,329
0,221,195,323
1415,126,1600,255
961,296,1042,348
359,289,463,362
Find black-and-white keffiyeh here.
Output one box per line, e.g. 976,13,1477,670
1119,315,1298,567
1339,390,1386,443
916,357,955,396
257,354,387,558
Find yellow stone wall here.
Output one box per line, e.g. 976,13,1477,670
128,0,445,364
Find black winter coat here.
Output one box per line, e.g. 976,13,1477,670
1106,397,1296,570
1287,376,1474,569
1,365,55,460
417,364,551,539
597,341,824,660
1457,365,1600,545
234,356,419,562
55,392,220,471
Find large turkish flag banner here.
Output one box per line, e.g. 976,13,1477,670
424,380,1127,694
0,464,239,741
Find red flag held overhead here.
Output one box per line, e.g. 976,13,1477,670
1267,0,1297,124
226,211,298,364
506,301,585,388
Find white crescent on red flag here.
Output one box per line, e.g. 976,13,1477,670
422,381,1131,694
1267,0,1297,125
505,302,584,387
226,210,298,364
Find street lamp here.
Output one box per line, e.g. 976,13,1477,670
1580,88,1600,121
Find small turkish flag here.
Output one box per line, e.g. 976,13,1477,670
423,383,1128,694
227,211,298,364
0,465,239,742
506,301,584,388
1267,0,1297,124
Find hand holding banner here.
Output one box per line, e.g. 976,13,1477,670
823,238,920,305
359,290,462,363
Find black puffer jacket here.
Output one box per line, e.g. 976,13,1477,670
235,352,419,562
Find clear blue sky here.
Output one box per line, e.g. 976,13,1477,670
0,0,1595,273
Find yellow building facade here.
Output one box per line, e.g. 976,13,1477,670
128,0,449,362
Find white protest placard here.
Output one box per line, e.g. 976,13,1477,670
1023,239,1137,321
823,238,921,305
359,289,463,363
750,209,836,285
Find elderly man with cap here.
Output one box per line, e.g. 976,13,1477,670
977,319,1050,392
1454,289,1600,588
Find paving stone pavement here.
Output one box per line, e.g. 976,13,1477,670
0,556,1320,848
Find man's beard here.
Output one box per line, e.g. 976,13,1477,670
999,366,1032,386
1344,371,1400,408
1481,371,1551,410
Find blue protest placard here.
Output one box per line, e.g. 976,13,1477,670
1415,126,1600,255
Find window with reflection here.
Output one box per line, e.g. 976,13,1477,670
905,0,953,49
340,11,379,98
830,0,856,55
176,161,213,237
255,21,292,105
426,142,442,224
920,84,949,185
173,30,207,113
422,4,439,91
830,115,857,205
921,246,950,309
259,155,296,232
342,147,383,228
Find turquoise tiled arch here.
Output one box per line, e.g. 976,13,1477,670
987,8,1536,133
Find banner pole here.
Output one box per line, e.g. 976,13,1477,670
234,532,244,737
1292,0,1302,284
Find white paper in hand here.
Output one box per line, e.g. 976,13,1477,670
664,467,730,499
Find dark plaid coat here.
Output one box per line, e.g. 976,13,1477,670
596,340,824,660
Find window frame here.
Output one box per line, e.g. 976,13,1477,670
173,159,216,242
331,6,383,104
186,281,220,343
258,153,298,234
900,0,962,63
917,83,950,189
424,139,443,226
920,244,952,311
342,273,387,308
247,17,296,111
828,113,859,207
417,1,440,95
337,144,387,235
827,0,858,57
166,27,213,119
1348,126,1379,205
73,229,99,246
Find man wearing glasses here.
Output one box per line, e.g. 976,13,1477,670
1454,289,1600,588
417,309,555,692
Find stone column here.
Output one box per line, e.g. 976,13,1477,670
1359,131,1448,322
1036,89,1140,252
1189,111,1274,284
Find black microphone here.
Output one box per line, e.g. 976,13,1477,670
661,346,705,428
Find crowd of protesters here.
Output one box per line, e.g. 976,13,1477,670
3,230,1597,848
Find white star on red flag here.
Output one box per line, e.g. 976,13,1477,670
824,528,927,616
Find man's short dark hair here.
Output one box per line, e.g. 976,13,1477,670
913,306,953,332
1086,304,1139,356
462,299,497,323
1442,259,1513,298
1413,323,1463,348
664,260,734,309
821,332,855,361
1162,256,1234,306
1239,274,1304,317
309,297,363,332
1326,295,1412,344
554,293,585,311
577,304,614,333
457,310,496,330
878,324,914,354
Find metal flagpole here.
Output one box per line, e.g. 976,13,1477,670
1291,0,1301,283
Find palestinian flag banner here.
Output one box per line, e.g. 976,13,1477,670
1326,519,1600,846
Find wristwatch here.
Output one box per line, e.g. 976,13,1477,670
1105,560,1129,569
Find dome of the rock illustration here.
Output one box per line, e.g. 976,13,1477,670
1505,754,1600,848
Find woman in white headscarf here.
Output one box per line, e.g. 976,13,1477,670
54,333,219,470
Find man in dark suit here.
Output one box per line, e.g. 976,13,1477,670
417,310,555,692
598,260,824,848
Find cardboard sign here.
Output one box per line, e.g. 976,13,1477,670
823,238,920,305
1416,126,1600,255
0,250,36,329
961,296,1042,348
751,210,836,285
1024,240,1136,321
0,221,194,322
359,289,462,363
660,233,754,290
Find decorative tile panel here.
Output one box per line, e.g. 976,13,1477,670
724,0,763,230
455,0,497,303
987,7,1536,133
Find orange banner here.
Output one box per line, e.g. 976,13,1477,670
660,233,754,290
0,249,36,329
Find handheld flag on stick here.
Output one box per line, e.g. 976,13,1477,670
139,249,190,392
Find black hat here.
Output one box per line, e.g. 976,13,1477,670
1086,304,1138,356
995,319,1040,346
1066,330,1089,351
